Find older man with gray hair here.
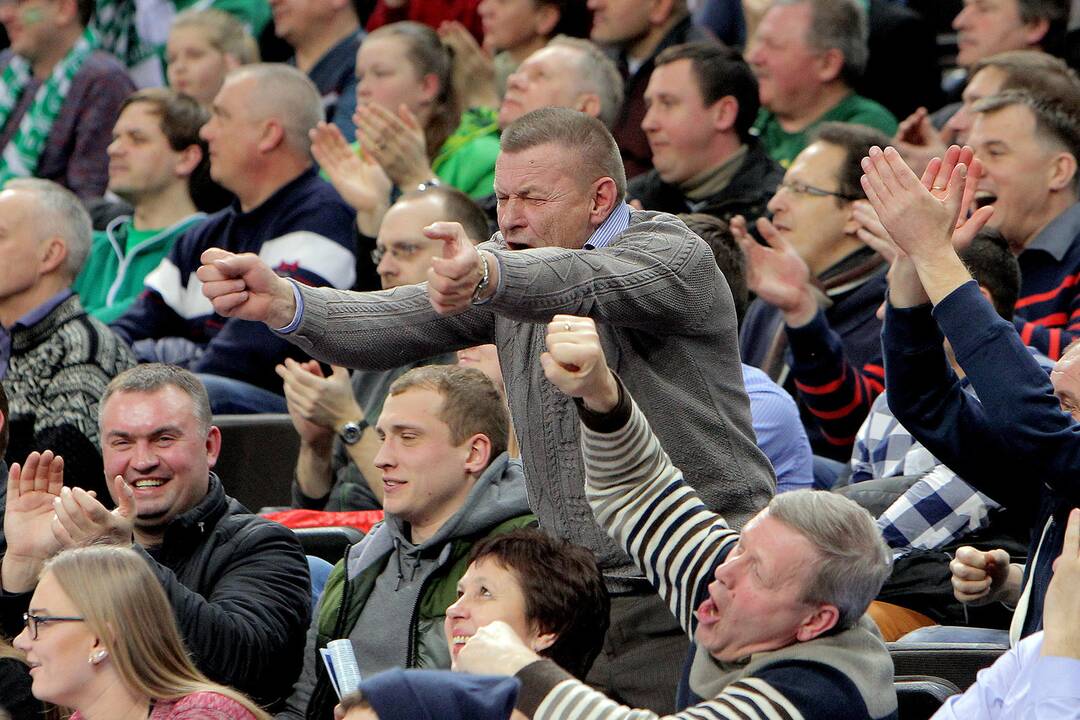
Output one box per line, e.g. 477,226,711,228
111,63,358,414
198,106,775,713
458,313,896,720
747,0,897,166
498,36,624,130
0,178,134,506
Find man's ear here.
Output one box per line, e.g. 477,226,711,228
648,0,678,26
174,144,204,179
711,95,739,133
257,119,286,154
1023,16,1051,47
463,433,493,474
814,48,844,84
1048,151,1078,193
589,177,619,226
56,0,81,27
575,93,602,122
534,3,559,36
39,236,69,276
795,603,840,642
205,425,223,469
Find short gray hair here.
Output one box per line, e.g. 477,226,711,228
776,0,868,85
768,490,891,631
99,364,213,436
7,178,91,278
548,36,624,129
228,63,323,156
501,107,627,201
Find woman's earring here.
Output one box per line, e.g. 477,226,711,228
89,649,108,665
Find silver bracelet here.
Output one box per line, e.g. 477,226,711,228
471,251,490,303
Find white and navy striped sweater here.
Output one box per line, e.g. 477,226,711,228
513,389,898,720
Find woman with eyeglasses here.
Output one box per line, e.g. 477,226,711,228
12,545,269,720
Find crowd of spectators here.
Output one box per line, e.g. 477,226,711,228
2,0,1080,718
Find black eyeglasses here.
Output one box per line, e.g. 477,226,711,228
778,179,859,202
23,612,85,640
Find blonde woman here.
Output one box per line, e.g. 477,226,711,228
13,546,269,720
166,9,260,109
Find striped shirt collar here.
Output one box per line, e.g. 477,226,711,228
583,203,631,250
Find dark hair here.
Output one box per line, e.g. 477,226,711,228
368,22,460,163
974,89,1080,175
809,122,892,204
121,88,209,152
1017,0,1070,57
502,107,626,201
0,382,8,459
679,214,748,325
389,365,509,460
100,364,212,435
958,228,1021,319
656,42,759,144
399,185,491,242
466,529,609,679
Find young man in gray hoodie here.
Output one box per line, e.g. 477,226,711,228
278,364,535,720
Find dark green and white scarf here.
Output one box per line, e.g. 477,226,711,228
91,0,157,70
0,27,98,184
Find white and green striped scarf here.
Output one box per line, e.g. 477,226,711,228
0,27,98,184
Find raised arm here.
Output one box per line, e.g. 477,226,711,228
198,248,495,371
540,315,737,635
426,213,728,333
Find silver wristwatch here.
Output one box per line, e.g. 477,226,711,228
339,419,368,445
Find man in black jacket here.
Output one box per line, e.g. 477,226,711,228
629,42,783,226
0,364,310,710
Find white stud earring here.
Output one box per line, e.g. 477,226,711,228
89,649,108,665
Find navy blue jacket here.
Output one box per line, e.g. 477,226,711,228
112,168,357,393
883,281,1080,636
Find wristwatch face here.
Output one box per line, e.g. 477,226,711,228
340,421,365,445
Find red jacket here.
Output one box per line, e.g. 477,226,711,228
366,0,483,41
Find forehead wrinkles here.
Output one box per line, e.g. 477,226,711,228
495,148,585,196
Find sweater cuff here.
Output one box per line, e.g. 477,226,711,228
515,659,574,717
883,295,940,354
574,373,630,433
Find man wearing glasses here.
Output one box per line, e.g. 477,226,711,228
738,122,891,474
279,185,490,511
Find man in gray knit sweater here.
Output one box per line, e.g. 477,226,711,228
199,107,775,713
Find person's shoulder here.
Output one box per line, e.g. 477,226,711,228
289,172,356,217
834,94,898,129
77,51,135,85
735,659,880,719
161,691,258,719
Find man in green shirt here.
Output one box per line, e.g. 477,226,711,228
746,0,897,167
73,88,208,323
